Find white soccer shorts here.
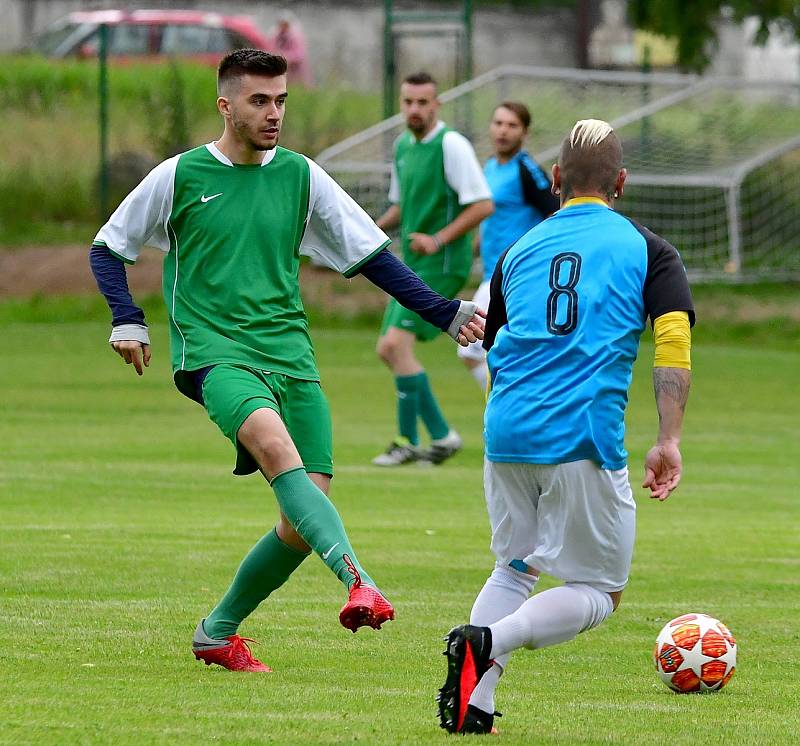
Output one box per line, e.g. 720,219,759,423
484,459,636,592
457,280,491,361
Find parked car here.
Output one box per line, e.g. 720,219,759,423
31,9,270,64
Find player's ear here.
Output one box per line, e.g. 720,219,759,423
551,163,561,196
615,168,627,200
217,96,231,119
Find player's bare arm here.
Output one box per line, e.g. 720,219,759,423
409,199,493,255
376,204,401,231
644,366,691,501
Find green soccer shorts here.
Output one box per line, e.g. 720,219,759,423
380,272,469,342
201,364,333,477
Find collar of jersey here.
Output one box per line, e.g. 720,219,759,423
561,197,609,209
492,149,528,166
411,120,445,144
205,141,277,167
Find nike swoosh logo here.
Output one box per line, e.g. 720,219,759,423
321,542,340,560
200,192,223,203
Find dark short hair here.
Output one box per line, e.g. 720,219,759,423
403,71,437,88
495,101,531,130
217,49,288,94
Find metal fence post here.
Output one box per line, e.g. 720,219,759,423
98,23,109,219
725,183,743,278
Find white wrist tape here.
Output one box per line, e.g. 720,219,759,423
109,323,150,345
446,300,478,341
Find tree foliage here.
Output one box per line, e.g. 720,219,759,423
629,0,800,71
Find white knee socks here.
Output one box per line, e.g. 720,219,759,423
488,583,614,659
468,564,537,713
469,362,489,388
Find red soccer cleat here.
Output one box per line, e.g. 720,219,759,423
192,620,272,672
339,583,396,632
338,555,395,632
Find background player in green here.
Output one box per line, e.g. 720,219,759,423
373,72,494,467
89,50,485,672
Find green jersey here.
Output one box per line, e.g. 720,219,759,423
390,121,491,278
95,143,389,393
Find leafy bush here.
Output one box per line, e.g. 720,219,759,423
0,56,380,246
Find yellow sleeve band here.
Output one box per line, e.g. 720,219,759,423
653,311,691,370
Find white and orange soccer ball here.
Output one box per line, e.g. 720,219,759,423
653,613,737,693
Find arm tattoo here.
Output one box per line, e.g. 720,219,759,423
653,367,690,412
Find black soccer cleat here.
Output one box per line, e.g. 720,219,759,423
425,429,463,465
461,704,501,735
437,624,493,734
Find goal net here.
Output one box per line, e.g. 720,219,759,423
317,66,800,281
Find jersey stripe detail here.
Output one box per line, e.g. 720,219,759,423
91,240,136,265
561,197,608,209
166,219,187,370
342,239,392,279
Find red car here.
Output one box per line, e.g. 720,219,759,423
32,9,270,65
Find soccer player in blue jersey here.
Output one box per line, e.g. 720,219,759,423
459,102,559,389
437,119,694,734
89,50,485,673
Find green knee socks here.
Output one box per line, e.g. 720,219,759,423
396,371,449,441
271,467,375,590
204,528,308,639
395,373,421,445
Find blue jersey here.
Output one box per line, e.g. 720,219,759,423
479,151,558,282
483,198,694,470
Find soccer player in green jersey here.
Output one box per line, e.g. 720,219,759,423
89,50,485,672
373,72,494,467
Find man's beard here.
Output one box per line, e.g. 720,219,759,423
407,116,430,135
233,115,279,151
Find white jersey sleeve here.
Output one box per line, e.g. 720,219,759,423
301,156,391,278
388,161,400,204
93,156,178,263
442,131,492,206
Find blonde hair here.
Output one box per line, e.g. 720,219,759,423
558,119,623,200
569,119,615,148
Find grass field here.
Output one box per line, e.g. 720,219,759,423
1,312,799,744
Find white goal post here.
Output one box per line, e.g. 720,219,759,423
318,66,800,282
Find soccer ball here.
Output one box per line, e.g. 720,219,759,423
653,613,737,693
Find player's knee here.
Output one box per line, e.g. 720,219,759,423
376,336,401,366
246,432,298,471
492,562,537,594
276,516,310,552
376,337,392,364
566,582,615,632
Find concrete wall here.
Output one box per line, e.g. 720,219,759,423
1,0,578,89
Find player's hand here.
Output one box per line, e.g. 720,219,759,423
112,340,151,376
457,308,486,346
642,440,682,501
409,233,439,255
447,301,486,346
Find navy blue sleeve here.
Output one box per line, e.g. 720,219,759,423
358,249,461,331
519,155,559,217
89,245,146,326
